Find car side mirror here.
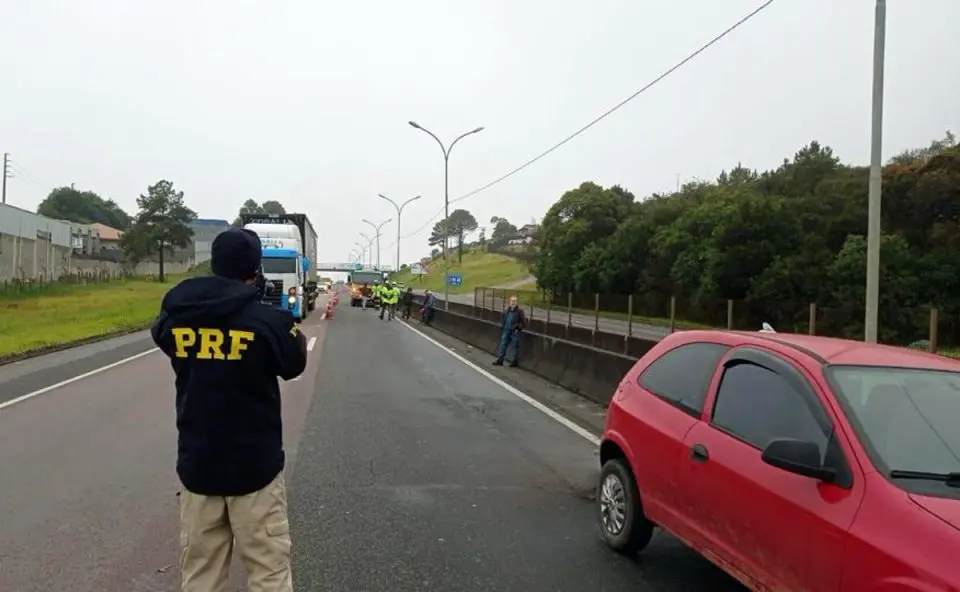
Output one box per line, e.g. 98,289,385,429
761,438,836,483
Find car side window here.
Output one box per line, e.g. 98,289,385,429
711,362,828,453
638,343,730,415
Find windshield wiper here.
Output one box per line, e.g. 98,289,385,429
889,470,960,487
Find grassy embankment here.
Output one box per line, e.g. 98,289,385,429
393,249,530,295
0,276,181,358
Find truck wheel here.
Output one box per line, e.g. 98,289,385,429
598,458,654,555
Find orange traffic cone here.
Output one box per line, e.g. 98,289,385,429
325,300,333,319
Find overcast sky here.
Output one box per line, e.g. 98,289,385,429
2,0,958,267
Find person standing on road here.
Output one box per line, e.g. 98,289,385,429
360,282,371,309
401,287,414,320
421,289,436,325
151,228,307,592
493,295,526,367
380,281,400,320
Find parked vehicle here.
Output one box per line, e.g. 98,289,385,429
598,328,960,591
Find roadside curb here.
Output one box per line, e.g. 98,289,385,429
0,324,152,368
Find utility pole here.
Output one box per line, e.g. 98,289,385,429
864,0,886,343
2,153,10,204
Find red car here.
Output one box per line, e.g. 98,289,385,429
598,329,960,591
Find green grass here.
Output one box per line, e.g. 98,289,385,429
394,250,530,294
0,277,178,357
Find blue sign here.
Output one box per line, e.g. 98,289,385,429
446,272,462,287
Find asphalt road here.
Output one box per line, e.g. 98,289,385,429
443,292,673,342
0,292,743,591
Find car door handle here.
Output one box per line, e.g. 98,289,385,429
690,444,710,463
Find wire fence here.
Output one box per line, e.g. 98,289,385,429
472,287,958,358
0,270,139,298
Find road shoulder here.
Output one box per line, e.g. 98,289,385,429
401,319,607,439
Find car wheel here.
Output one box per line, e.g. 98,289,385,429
598,458,654,555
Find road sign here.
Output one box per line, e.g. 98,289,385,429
410,262,428,275
446,272,462,287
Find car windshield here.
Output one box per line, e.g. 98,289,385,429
828,365,960,476
261,256,298,274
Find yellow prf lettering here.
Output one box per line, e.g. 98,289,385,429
227,330,255,360
172,328,197,358
170,328,255,361
197,328,226,360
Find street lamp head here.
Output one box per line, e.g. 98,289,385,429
378,193,389,200
362,218,373,226
408,121,421,129
470,126,485,134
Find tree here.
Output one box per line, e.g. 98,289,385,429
261,200,286,215
528,132,960,345
232,199,287,226
121,180,196,282
37,187,132,229
446,209,478,262
490,217,518,246
428,219,447,248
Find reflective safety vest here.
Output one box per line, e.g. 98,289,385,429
382,287,400,304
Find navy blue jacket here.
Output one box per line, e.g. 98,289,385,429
151,276,307,496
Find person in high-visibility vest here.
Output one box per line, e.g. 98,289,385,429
372,281,381,309
379,281,400,321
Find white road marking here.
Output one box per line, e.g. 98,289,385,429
307,337,317,352
0,348,159,412
399,322,601,446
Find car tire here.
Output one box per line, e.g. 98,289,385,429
598,458,654,555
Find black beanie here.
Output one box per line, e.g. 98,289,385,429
211,228,262,281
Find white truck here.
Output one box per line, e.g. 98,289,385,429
240,213,319,322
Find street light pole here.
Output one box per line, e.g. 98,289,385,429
865,0,886,343
359,233,375,267
379,193,422,273
408,121,484,309
353,242,367,266
362,217,392,271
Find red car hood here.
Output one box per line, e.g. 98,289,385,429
909,494,960,531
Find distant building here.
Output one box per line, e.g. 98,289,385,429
0,203,74,280
518,223,540,238
187,218,231,265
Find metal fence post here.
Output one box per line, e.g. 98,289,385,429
566,292,573,337
808,303,817,335
726,299,734,330
545,293,552,336
929,308,939,353
669,296,676,333
594,293,600,331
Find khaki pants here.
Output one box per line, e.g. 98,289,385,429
179,472,294,592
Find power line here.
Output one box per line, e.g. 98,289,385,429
388,0,777,249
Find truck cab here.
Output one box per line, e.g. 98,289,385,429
243,221,311,321
261,247,307,320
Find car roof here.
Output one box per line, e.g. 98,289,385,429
675,329,960,371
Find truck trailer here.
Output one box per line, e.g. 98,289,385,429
239,212,319,321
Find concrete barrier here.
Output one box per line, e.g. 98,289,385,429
423,307,640,406
415,294,659,360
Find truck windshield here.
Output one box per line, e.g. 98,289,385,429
261,257,298,274
350,272,382,284
827,365,960,477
